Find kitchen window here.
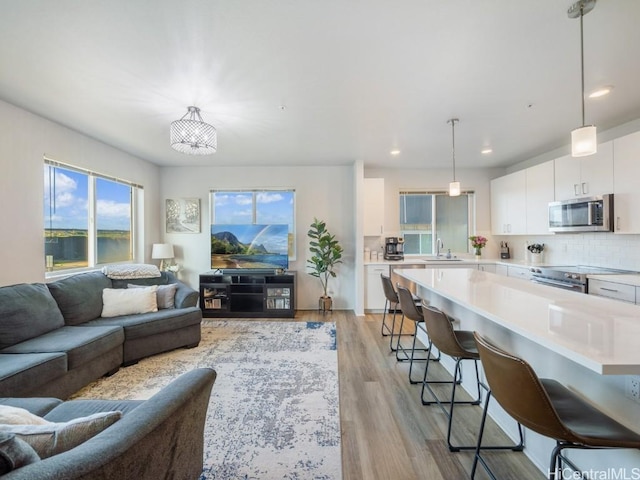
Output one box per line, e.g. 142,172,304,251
44,158,140,273
399,191,474,255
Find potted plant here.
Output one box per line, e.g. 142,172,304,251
307,218,343,312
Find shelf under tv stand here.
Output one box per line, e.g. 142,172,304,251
199,270,295,318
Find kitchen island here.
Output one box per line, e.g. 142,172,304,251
395,267,640,475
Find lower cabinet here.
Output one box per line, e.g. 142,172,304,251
365,264,388,311
588,279,636,304
507,265,532,280
478,264,496,273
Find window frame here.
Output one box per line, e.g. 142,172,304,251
399,190,476,256
44,157,141,276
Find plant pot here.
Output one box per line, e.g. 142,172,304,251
319,296,332,312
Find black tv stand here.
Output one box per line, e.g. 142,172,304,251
199,271,295,318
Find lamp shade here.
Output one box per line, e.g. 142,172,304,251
449,181,461,197
152,243,174,259
571,125,597,157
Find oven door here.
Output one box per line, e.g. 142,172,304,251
531,277,586,293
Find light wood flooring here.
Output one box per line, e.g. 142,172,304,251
297,309,544,480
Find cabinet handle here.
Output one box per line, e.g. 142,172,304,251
582,182,588,194
600,287,619,293
617,216,621,231
574,184,580,196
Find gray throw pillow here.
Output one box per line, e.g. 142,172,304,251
0,411,122,459
0,432,40,475
128,283,177,309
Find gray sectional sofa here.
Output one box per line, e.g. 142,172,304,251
0,270,202,400
0,368,217,480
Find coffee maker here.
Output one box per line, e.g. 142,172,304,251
384,237,404,261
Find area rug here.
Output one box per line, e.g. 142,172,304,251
72,320,341,480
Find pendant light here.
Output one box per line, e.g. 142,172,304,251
448,118,461,197
170,106,217,155
568,0,597,157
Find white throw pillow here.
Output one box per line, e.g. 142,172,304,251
128,283,177,309
101,286,158,318
0,406,52,425
0,411,122,458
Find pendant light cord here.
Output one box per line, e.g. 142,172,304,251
580,3,586,126
449,118,458,182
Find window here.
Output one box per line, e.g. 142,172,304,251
399,191,474,255
44,159,139,272
210,189,296,257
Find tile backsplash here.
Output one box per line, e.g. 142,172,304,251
494,233,640,272
364,232,640,272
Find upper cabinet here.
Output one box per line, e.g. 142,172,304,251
491,161,554,236
363,178,385,236
554,141,613,200
490,170,526,235
613,131,640,234
525,160,555,235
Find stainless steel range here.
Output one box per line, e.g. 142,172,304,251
529,265,628,293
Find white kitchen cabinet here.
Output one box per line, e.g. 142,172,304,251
553,141,613,200
525,160,555,234
494,264,508,276
589,279,636,304
490,170,526,235
613,130,640,233
478,264,496,273
365,264,388,310
507,265,532,280
363,178,385,236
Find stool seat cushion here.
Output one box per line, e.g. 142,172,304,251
541,379,640,448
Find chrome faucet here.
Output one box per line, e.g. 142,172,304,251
436,238,443,257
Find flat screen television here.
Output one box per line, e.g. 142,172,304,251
211,224,289,270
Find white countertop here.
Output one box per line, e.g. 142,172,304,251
588,274,640,287
395,268,640,375
364,257,536,267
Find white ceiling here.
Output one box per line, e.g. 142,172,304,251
1,0,639,169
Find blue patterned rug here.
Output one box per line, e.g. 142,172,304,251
73,320,341,480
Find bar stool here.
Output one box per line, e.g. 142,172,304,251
395,285,435,383
420,304,524,453
472,332,640,480
380,274,422,351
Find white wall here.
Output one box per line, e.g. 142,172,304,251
159,165,356,310
0,99,162,287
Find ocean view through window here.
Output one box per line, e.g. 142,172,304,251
44,158,139,272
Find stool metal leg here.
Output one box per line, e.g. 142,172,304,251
471,390,525,479
381,298,392,337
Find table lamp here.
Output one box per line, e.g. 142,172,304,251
152,243,174,271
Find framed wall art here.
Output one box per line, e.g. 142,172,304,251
166,198,201,233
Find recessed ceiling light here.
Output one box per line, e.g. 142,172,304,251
481,148,493,155
589,85,613,98
390,149,401,156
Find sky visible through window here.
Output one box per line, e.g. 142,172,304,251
213,191,294,228
44,166,131,231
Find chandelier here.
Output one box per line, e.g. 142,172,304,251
170,106,217,155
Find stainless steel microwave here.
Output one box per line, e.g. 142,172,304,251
548,194,613,233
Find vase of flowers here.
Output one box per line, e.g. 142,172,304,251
469,235,487,259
